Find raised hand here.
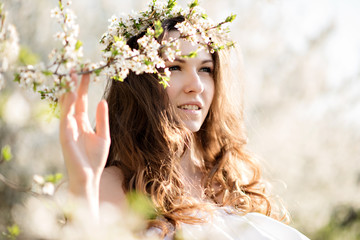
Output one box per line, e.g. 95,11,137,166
59,72,110,216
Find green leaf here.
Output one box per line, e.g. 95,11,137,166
3,224,20,240
112,75,123,82
158,75,170,88
0,3,4,15
144,60,152,66
225,14,236,23
41,70,53,76
18,46,40,66
6,224,20,237
134,21,141,30
59,77,68,88
183,51,197,58
58,0,64,11
124,32,131,39
154,20,163,38
111,48,119,56
226,41,236,48
13,73,20,83
216,45,225,51
174,229,185,240
167,0,177,10
127,191,157,219
201,13,208,19
45,173,63,184
146,27,154,37
49,102,60,119
189,0,199,8
1,145,12,162
75,40,83,51
159,80,169,88
94,68,102,76
113,35,121,42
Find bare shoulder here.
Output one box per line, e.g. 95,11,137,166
100,166,126,206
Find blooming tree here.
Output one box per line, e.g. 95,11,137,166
0,0,236,239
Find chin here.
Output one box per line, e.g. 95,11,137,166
184,121,202,133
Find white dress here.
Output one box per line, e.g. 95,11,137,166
174,209,309,240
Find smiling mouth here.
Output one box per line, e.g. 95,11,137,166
178,104,201,110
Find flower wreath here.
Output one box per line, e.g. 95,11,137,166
15,0,236,103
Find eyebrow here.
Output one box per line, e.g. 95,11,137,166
171,58,213,64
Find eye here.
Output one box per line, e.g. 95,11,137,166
199,67,212,73
168,66,181,71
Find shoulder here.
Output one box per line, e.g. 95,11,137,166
99,166,126,207
241,212,309,240
181,210,309,240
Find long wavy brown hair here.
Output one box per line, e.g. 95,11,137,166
104,16,288,236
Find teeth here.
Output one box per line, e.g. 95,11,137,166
179,104,200,110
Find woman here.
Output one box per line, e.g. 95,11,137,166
59,10,309,240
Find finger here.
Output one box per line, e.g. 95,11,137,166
59,71,78,106
59,91,77,143
75,73,90,115
70,69,79,85
59,73,79,143
60,91,76,121
95,100,110,141
73,73,93,132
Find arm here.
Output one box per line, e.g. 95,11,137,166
59,72,111,220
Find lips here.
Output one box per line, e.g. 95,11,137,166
177,101,203,111
178,104,200,110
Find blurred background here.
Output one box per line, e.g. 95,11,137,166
1,0,359,239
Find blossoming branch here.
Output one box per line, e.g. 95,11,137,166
0,3,20,90
13,0,236,103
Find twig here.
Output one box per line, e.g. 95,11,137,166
0,173,32,192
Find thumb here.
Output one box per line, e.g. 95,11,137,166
95,100,110,141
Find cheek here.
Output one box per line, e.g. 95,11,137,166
207,80,215,105
166,75,182,103
165,85,177,104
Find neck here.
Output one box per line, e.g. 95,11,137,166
180,148,204,199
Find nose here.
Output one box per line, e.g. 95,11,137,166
184,69,204,94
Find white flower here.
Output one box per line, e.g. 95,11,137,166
103,50,113,59
164,67,171,77
114,39,126,49
42,182,55,196
64,9,77,28
108,26,118,36
12,197,61,239
0,74,4,90
109,15,118,24
1,57,9,71
163,48,177,62
0,24,19,73
175,21,197,36
119,68,129,79
137,35,149,48
54,31,66,41
50,7,61,19
33,175,45,185
154,57,165,69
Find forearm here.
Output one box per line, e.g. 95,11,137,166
67,175,101,221
58,73,110,223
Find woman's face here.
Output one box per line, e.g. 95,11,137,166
164,31,215,132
